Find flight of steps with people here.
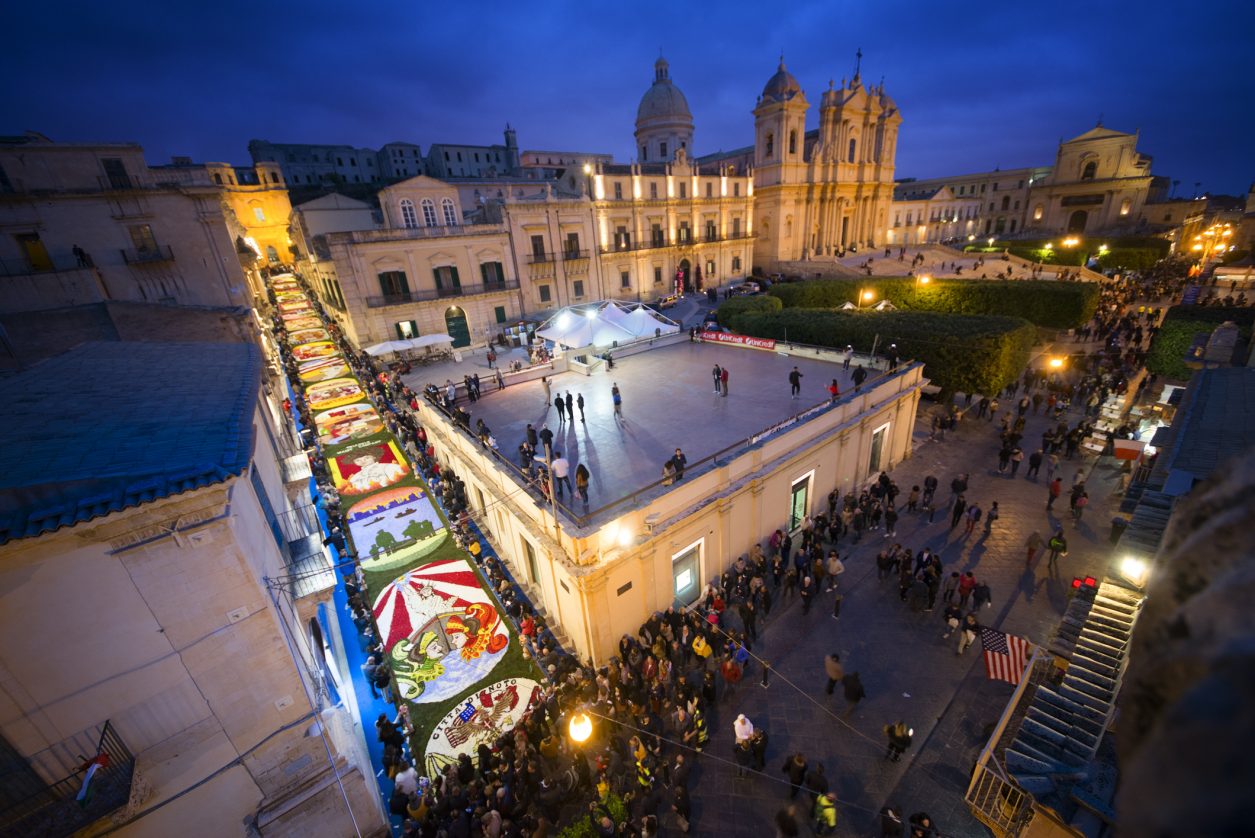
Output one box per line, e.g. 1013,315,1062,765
1004,580,1143,793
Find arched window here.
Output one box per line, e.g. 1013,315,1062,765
1081,161,1097,180
788,130,797,155
848,138,857,163
1001,196,1010,211
441,197,458,226
1033,204,1044,221
764,133,774,158
1119,198,1131,216
420,198,437,226
399,198,417,229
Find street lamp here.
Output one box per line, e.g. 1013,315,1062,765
1048,356,1065,369
858,289,875,310
568,712,593,744
917,275,931,285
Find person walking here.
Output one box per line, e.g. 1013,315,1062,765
720,366,730,397
551,451,572,499
841,671,865,715
1047,530,1068,570
964,503,982,535
1027,449,1043,480
956,613,979,654
565,392,574,420
852,364,868,392
843,345,853,371
541,375,551,405
1025,530,1044,566
824,653,844,695
1010,447,1024,477
950,494,967,531
1073,490,1089,522
612,383,623,418
789,366,803,399
575,463,590,507
712,364,723,394
576,392,585,421
1047,477,1062,511
983,501,999,534
957,572,976,609
782,753,808,799
494,367,505,390
883,722,912,762
799,576,816,614
555,394,566,422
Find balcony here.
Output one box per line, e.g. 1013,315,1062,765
596,232,754,255
0,720,135,837
121,244,175,264
526,251,556,265
365,279,518,308
561,249,590,261
335,221,506,245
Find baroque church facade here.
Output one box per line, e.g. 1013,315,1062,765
694,59,902,272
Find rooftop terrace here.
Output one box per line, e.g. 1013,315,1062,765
428,338,903,524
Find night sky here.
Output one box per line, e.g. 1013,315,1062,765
4,0,1251,195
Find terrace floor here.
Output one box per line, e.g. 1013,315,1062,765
430,340,876,516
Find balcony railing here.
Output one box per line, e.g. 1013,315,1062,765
526,252,556,265
0,252,90,277
334,222,507,245
597,232,754,255
365,279,519,307
120,244,175,264
561,249,590,260
0,720,135,837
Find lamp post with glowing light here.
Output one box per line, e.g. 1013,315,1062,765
568,711,593,745
857,288,875,310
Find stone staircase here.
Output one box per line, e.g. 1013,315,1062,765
1005,581,1143,793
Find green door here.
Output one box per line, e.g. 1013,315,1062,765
444,306,471,348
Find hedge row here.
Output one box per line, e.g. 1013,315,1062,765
727,308,1037,396
714,293,782,327
767,278,1099,329
1145,305,1255,380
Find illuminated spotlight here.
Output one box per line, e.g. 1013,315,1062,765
1120,556,1150,588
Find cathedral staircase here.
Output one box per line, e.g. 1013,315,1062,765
1003,581,1143,793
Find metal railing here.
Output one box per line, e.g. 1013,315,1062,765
1,720,135,837
334,222,506,244
120,244,174,264
0,253,92,277
365,279,518,307
426,343,906,531
561,249,590,260
526,252,556,265
597,233,755,255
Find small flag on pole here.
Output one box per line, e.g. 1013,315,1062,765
980,627,1031,685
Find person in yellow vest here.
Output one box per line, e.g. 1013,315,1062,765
692,634,712,668
813,791,837,834
692,706,709,752
467,538,482,560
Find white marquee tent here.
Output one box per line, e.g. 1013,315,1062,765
536,301,679,349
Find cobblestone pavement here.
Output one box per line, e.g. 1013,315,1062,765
677,392,1123,837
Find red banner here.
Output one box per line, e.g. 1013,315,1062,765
700,331,777,350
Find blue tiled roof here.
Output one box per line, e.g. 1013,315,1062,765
0,342,262,544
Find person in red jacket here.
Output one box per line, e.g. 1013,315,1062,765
957,572,977,609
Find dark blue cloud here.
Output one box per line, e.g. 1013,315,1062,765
3,0,1250,194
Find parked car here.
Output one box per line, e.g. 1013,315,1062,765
655,294,681,309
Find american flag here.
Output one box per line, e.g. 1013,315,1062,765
980,627,1031,684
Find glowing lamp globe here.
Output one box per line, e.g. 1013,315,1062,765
568,712,593,743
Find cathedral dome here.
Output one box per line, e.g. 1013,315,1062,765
761,61,803,102
636,57,693,123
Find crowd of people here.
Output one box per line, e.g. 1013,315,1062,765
261,245,1211,837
